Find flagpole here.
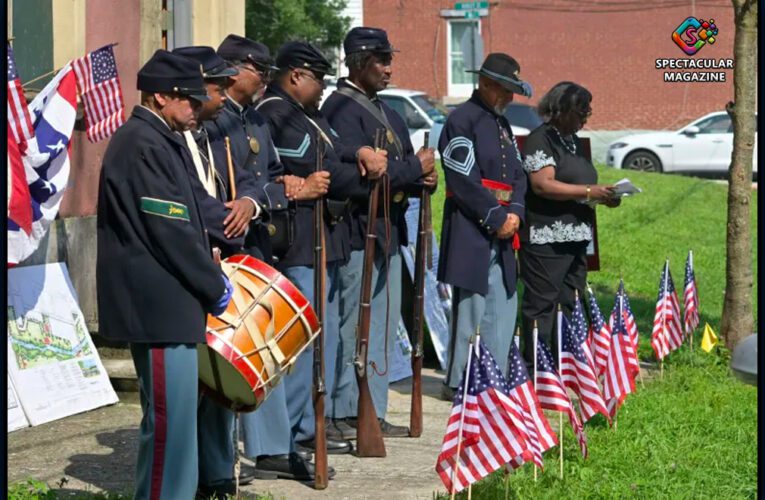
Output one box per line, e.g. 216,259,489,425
689,250,695,352
660,259,669,380
557,304,564,480
532,320,538,483
621,286,644,388
450,330,478,500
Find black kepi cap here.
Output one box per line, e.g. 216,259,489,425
172,46,239,79
137,50,209,102
343,27,399,55
466,53,533,97
217,34,278,71
276,41,333,75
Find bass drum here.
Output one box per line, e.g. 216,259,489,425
198,254,320,412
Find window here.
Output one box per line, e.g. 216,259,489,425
448,20,480,97
379,96,422,129
696,114,732,134
411,94,449,124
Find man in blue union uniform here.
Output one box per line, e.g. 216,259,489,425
437,53,531,399
321,26,438,438
255,40,389,471
96,50,235,499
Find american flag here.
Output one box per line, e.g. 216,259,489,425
608,281,641,375
506,342,558,468
7,65,77,265
603,291,639,418
683,250,700,335
652,261,684,359
587,285,612,378
535,330,588,458
7,43,35,145
72,44,125,142
560,300,610,424
435,338,540,493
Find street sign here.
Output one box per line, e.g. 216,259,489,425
464,10,480,18
455,1,488,10
460,25,484,72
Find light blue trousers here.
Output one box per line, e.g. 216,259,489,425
333,249,402,420
280,263,341,442
444,244,518,388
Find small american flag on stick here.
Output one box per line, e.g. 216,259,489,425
560,299,610,424
435,337,552,494
652,260,684,359
587,284,612,378
72,44,125,142
535,332,588,458
604,290,639,418
683,250,700,337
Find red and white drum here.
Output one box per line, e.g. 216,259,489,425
198,254,320,412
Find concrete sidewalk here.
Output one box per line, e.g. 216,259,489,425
8,369,454,499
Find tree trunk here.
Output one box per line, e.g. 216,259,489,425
721,0,758,349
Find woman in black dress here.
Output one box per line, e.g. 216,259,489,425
519,81,621,363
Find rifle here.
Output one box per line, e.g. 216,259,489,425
353,128,387,457
312,132,328,488
409,131,431,438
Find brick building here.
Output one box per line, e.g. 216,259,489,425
352,0,736,130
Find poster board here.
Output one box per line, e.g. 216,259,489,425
7,374,30,432
7,263,119,427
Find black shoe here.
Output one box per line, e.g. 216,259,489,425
440,384,457,402
296,436,353,455
346,418,410,437
378,419,410,438
196,482,235,500
253,452,336,481
237,462,257,486
295,447,313,461
328,418,357,440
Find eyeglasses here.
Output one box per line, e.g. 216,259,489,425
239,63,272,80
296,69,326,87
575,109,592,119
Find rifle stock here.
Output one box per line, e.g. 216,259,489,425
409,131,431,438
353,128,387,457
312,133,328,489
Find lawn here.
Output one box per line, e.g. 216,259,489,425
429,164,758,499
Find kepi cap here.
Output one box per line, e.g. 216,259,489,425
217,34,278,71
172,46,239,79
276,41,333,75
466,53,533,97
137,49,209,102
343,27,399,55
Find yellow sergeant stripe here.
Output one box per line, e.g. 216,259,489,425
140,197,190,221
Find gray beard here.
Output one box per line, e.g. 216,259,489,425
493,105,507,115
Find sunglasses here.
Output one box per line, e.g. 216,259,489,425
239,63,272,80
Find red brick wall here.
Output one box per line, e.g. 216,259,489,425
365,1,736,130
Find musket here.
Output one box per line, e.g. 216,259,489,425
312,132,328,488
353,128,387,457
409,131,431,438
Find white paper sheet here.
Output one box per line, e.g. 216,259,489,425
7,263,118,426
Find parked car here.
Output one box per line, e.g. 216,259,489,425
606,111,758,177
320,83,446,150
503,103,543,135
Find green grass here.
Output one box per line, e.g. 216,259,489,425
433,349,758,499
430,163,759,341
429,164,758,499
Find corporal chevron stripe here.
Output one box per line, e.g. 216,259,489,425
275,133,311,158
442,136,476,176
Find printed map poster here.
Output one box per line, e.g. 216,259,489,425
8,374,30,432
7,263,118,426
